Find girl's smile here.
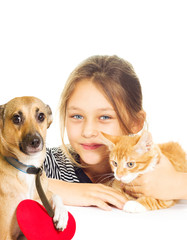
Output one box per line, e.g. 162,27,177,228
80,143,104,150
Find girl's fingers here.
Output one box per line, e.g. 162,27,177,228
92,184,127,209
97,191,125,210
99,184,127,202
89,197,112,211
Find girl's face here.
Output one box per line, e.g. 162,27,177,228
66,80,124,166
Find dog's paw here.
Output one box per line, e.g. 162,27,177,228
52,195,68,231
123,200,147,213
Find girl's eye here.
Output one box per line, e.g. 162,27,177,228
72,115,83,120
126,162,135,168
100,115,111,120
111,160,118,167
38,112,45,122
12,115,22,125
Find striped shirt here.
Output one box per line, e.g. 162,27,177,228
44,147,92,183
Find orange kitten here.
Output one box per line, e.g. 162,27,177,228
101,131,187,212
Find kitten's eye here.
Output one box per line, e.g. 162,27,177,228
111,160,118,167
12,115,22,125
126,162,135,168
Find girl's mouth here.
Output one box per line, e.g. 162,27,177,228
81,143,103,150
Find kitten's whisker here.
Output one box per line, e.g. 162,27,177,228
94,173,114,184
96,175,114,184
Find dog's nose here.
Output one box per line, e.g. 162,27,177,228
20,132,44,155
29,135,41,148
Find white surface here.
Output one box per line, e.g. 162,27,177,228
67,200,187,240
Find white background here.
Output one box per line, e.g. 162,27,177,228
0,2,187,239
0,0,186,150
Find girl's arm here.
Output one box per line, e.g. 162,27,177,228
124,154,187,200
48,178,127,211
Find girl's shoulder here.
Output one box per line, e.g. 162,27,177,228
46,146,69,161
44,146,80,183
46,145,80,165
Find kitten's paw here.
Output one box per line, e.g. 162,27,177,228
52,195,68,231
123,201,147,213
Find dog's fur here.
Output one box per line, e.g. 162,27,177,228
0,96,68,240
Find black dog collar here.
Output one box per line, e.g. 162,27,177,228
4,156,40,174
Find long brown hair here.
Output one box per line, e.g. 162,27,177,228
59,55,145,163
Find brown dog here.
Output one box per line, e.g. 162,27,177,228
0,96,68,240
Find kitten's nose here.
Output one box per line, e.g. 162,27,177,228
117,174,123,179
116,173,123,180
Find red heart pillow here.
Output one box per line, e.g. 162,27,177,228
16,199,76,240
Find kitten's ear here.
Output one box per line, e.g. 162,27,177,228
134,131,153,154
99,132,119,151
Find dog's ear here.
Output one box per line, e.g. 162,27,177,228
0,105,5,128
45,105,53,128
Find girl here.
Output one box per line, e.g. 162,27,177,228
44,55,146,210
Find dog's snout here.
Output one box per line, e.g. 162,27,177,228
20,132,44,155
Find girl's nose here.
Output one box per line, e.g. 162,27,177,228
81,120,98,138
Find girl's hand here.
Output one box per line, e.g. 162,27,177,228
123,154,183,200
63,183,127,211
49,179,127,211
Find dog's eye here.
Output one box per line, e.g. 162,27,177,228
12,115,22,125
38,113,45,122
